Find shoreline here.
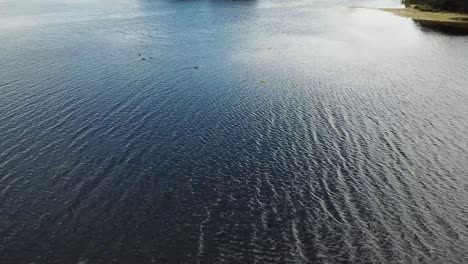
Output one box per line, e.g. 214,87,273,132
381,7,468,29
350,6,468,33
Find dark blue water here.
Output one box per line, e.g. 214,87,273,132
1,0,468,263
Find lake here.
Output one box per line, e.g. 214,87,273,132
0,0,467,263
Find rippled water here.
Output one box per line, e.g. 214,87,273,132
1,0,468,263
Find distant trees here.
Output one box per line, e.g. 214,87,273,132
403,0,468,12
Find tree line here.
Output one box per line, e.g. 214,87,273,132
403,0,468,12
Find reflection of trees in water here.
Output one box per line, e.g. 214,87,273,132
415,19,468,35
138,0,258,9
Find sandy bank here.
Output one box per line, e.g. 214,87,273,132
381,7,468,30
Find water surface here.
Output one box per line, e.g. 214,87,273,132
1,0,468,263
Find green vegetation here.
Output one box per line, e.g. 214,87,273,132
402,0,468,13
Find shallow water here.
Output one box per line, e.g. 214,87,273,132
1,0,468,263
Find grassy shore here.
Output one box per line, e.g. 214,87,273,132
381,7,468,30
